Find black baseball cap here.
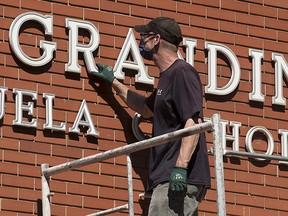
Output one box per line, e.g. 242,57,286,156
135,17,183,47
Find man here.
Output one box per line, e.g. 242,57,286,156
90,17,210,216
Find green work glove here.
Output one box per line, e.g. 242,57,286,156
169,167,188,192
90,63,115,84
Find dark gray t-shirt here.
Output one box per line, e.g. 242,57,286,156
145,59,211,191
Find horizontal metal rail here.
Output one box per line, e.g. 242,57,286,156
42,121,213,177
225,150,288,161
86,204,129,216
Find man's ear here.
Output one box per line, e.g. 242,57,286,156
154,34,161,44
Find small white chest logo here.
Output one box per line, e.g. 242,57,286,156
157,89,162,95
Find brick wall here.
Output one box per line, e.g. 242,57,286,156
0,0,288,215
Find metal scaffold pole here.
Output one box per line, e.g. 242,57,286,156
212,114,226,216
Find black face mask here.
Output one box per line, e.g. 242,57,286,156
139,39,154,60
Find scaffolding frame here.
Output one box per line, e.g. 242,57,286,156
41,114,223,216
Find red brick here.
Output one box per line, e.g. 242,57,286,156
0,211,18,216
0,162,18,175
100,0,130,15
265,175,288,189
130,5,161,19
265,197,288,211
83,172,114,187
48,180,67,194
266,17,288,31
84,8,114,24
250,207,277,216
70,0,99,9
227,204,249,216
161,11,189,26
198,201,218,214
3,150,36,165
207,100,234,112
52,144,82,159
2,174,35,189
20,140,51,154
0,199,34,213
51,73,83,89
147,0,176,11
21,0,52,13
99,186,128,200
95,127,114,140
83,196,114,209
264,0,288,9
101,162,127,177
52,193,83,207
222,0,248,13
19,164,41,177
192,0,220,8
236,194,265,208
67,182,98,196
264,40,288,53
48,204,66,216
19,188,41,201
250,26,277,40
0,137,20,150
250,4,277,18
236,12,264,27
53,3,84,19
190,15,219,30
66,206,97,215
206,29,235,44
225,180,249,194
249,161,278,175
118,0,146,6
0,186,18,199
36,154,69,167
53,170,83,183
177,2,205,17
278,30,288,43
235,102,264,117
248,116,277,131
250,184,278,198
19,69,51,85
278,8,288,20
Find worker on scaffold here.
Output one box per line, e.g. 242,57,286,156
90,17,211,216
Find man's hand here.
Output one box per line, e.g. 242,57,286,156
169,166,187,192
90,63,115,84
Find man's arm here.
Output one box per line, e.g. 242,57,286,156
90,63,153,119
176,117,201,167
112,79,153,119
169,117,201,192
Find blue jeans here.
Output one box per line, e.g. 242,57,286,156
148,183,207,216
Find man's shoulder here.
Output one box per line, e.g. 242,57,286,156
174,60,199,77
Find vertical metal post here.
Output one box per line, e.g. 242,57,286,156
41,163,51,216
212,114,226,216
126,155,134,216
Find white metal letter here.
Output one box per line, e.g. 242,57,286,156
279,129,288,165
272,53,288,106
13,88,37,128
245,126,274,161
205,42,240,95
43,93,66,131
9,12,56,67
65,18,100,73
221,120,241,152
0,87,8,119
182,38,197,66
69,100,99,136
114,28,154,85
249,49,264,102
